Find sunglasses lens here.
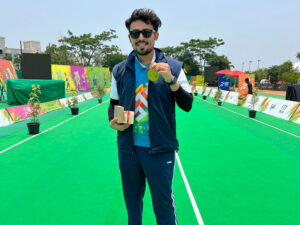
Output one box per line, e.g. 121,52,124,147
130,30,140,39
130,29,154,39
142,29,153,38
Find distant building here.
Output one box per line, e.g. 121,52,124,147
0,37,42,70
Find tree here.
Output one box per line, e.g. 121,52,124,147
101,52,128,71
180,38,225,73
206,53,232,70
297,52,300,61
282,72,300,84
3,56,12,61
268,61,294,83
13,54,21,70
253,68,268,82
58,29,118,66
45,44,78,65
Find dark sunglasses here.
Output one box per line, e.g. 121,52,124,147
129,29,155,39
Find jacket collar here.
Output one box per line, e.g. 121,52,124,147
126,48,166,71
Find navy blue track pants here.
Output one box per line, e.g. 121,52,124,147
118,146,177,225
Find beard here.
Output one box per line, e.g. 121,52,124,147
135,41,154,56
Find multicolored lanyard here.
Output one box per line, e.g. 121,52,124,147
135,57,159,81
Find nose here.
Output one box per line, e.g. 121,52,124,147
138,32,145,39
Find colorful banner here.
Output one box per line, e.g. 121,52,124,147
86,67,110,90
91,92,99,98
219,90,229,101
204,87,211,96
289,106,300,124
70,66,91,92
0,109,14,127
84,93,94,100
218,74,231,91
51,65,76,93
6,104,30,122
210,88,218,98
196,75,204,87
262,99,300,120
225,92,239,105
0,59,18,91
59,97,71,108
40,100,62,113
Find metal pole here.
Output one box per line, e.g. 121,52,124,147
20,40,23,74
257,59,261,70
249,60,252,72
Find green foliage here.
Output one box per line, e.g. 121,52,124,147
13,54,21,70
269,61,294,83
297,52,300,61
201,82,208,95
97,85,105,99
180,38,225,73
249,88,259,111
27,85,41,123
213,88,223,102
58,29,118,66
3,56,12,61
100,49,127,71
67,91,79,108
45,44,78,65
281,72,300,84
162,37,230,75
252,60,296,83
253,68,268,82
206,53,232,70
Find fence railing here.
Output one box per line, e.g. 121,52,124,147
255,83,289,91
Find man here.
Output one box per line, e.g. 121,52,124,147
245,78,253,94
108,8,193,225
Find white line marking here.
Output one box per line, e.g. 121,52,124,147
175,152,205,225
0,100,109,154
196,97,300,139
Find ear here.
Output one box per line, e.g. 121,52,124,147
128,34,131,42
154,32,159,41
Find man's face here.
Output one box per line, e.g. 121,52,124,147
128,20,159,56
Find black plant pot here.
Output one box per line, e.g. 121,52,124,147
249,110,256,118
203,96,207,100
27,122,40,135
218,102,222,106
194,93,198,96
71,107,79,115
98,98,102,104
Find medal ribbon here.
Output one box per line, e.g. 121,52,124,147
135,56,155,70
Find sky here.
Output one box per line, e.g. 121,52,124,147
1,0,299,71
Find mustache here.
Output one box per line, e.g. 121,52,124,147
136,41,148,45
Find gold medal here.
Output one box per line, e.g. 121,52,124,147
147,69,159,81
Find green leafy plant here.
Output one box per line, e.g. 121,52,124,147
201,82,208,95
249,88,259,110
214,88,223,102
27,85,42,123
67,91,79,108
97,85,105,100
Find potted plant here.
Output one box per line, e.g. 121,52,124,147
67,91,79,115
191,81,198,96
202,82,208,100
97,85,105,103
214,88,223,106
26,84,42,135
248,88,259,118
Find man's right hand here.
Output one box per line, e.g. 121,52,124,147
109,118,131,131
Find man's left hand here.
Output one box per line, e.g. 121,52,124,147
151,63,173,83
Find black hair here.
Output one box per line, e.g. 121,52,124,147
125,8,162,32
245,78,249,83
